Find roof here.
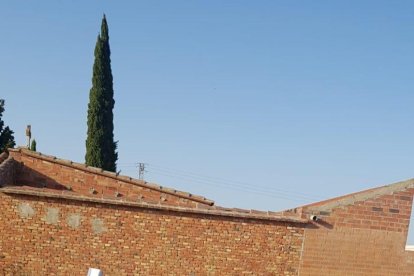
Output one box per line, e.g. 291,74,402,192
4,148,414,223
294,178,414,214
0,148,308,224
8,148,214,205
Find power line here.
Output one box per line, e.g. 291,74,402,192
146,169,310,203
117,162,326,202
147,164,324,200
146,168,319,203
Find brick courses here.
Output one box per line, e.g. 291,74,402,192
1,148,414,275
299,181,414,275
8,148,213,208
0,192,304,275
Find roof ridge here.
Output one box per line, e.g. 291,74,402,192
9,147,214,206
298,178,414,213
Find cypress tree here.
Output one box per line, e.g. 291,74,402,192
30,139,37,152
85,15,117,172
0,99,15,153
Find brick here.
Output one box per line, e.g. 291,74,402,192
1,149,414,275
0,192,304,275
300,188,414,275
400,196,412,201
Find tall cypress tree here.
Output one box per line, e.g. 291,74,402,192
85,15,117,172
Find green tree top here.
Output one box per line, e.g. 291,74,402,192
30,139,37,152
85,15,118,172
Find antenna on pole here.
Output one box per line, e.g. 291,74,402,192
138,163,146,180
25,125,31,149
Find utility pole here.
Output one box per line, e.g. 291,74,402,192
138,163,146,180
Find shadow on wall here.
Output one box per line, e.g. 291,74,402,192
13,163,69,191
307,219,333,230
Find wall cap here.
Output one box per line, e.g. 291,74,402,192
0,186,308,224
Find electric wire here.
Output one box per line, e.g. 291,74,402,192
148,163,324,200
149,169,319,202
118,162,326,202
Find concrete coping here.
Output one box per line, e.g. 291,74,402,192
301,178,414,213
0,186,308,224
9,148,214,206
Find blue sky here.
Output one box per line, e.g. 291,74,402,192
1,1,414,242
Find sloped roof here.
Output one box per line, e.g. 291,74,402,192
297,178,414,214
8,148,214,205
0,148,308,223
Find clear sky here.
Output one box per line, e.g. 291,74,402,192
1,1,414,242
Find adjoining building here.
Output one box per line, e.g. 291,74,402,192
0,148,413,275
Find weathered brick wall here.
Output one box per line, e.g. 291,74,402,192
0,154,15,187
299,187,414,276
0,152,8,164
9,149,212,208
5,148,414,275
0,192,304,275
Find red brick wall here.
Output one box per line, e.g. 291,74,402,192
9,150,210,208
0,192,304,275
0,154,14,187
299,188,414,276
4,149,414,275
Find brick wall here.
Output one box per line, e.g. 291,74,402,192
9,149,212,208
3,148,414,275
299,185,414,276
0,153,15,187
0,192,304,275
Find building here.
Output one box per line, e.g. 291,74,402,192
0,148,413,275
